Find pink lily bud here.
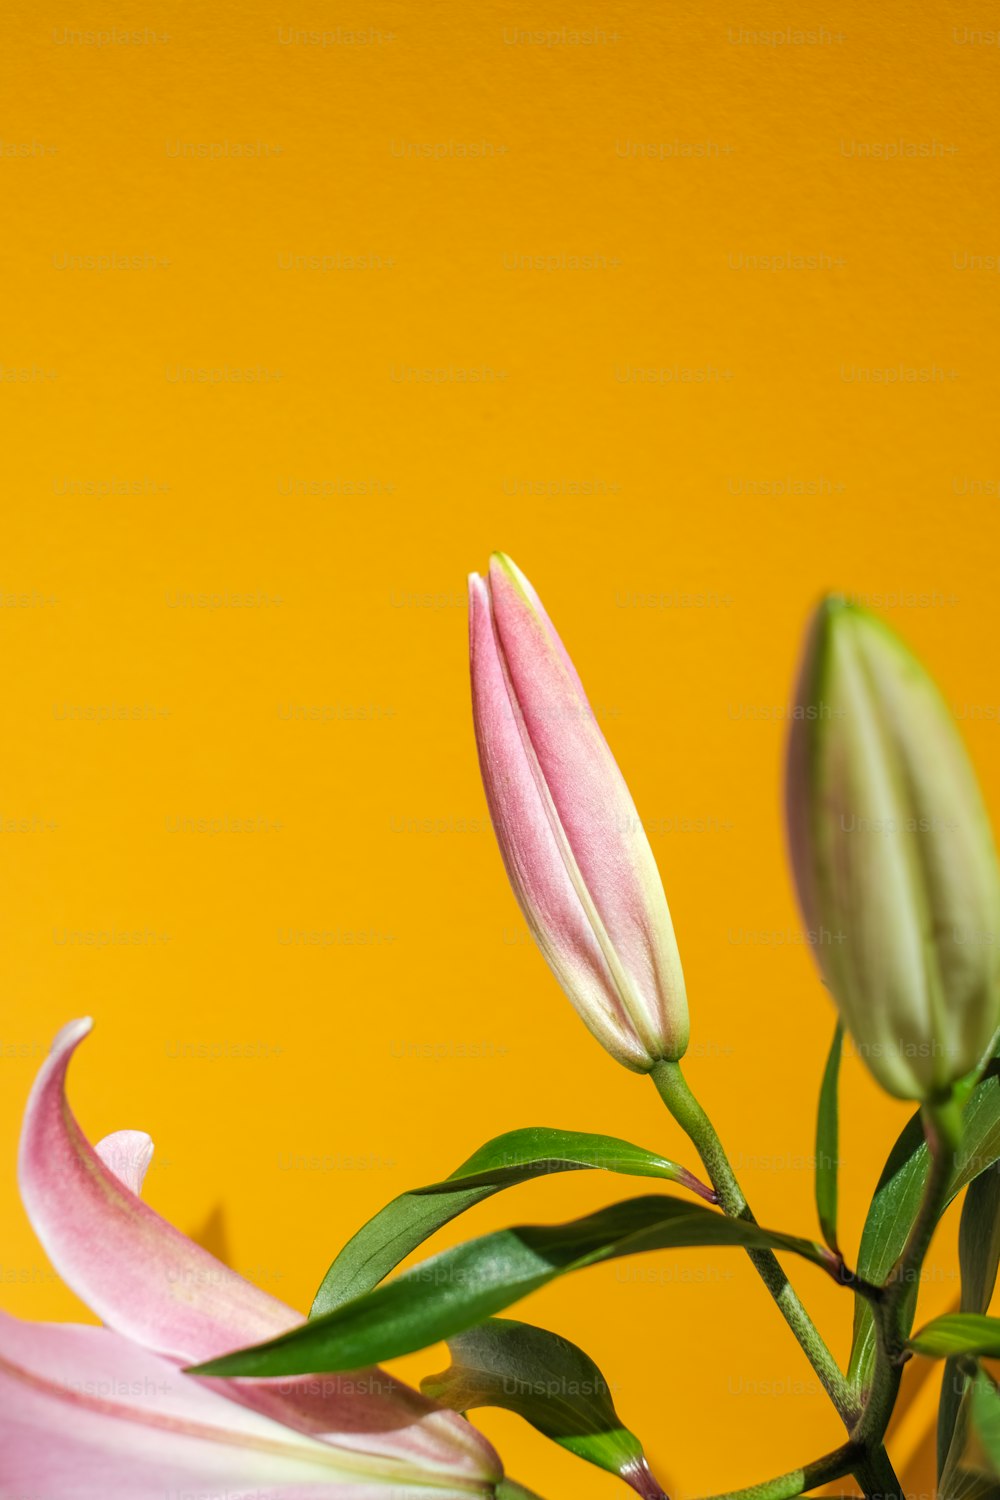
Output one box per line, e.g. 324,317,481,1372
468,553,688,1071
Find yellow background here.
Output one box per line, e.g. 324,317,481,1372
2,3,999,1495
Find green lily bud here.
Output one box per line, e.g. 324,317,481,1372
786,597,1000,1102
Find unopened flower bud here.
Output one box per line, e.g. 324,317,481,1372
786,597,1000,1101
469,553,688,1071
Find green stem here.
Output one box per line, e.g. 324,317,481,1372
695,1443,859,1500
851,1441,905,1500
651,1060,855,1425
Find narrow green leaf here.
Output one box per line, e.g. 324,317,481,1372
910,1314,1000,1359
939,1359,968,1483
496,1482,548,1500
972,1369,1000,1476
815,1022,843,1253
850,1064,1000,1392
939,1370,1000,1500
941,1169,1000,1474
193,1195,832,1379
959,1168,1000,1317
422,1318,666,1498
310,1126,714,1317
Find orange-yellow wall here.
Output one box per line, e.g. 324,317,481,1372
2,3,998,1495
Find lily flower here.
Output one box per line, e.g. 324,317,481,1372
469,553,688,1071
4,1018,503,1498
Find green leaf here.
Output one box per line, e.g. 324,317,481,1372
496,1482,548,1500
310,1127,714,1317
939,1369,1000,1500
972,1369,1000,1476
815,1022,843,1253
422,1318,666,1498
849,1065,1000,1392
910,1314,1000,1359
940,1169,1000,1474
193,1194,832,1378
959,1168,1000,1317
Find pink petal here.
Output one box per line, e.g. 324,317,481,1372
0,1311,489,1498
96,1129,155,1195
17,1020,502,1489
494,552,590,704
234,1372,500,1485
19,1019,297,1364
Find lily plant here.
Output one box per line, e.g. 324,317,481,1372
7,553,1000,1500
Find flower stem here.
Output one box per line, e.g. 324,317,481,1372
650,1059,855,1425
694,1442,859,1500
850,1440,905,1500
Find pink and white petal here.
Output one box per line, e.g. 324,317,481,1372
18,1019,298,1364
233,1371,501,1486
469,575,647,1069
96,1129,155,1196
487,556,687,1059
0,1310,331,1453
19,1021,503,1488
0,1312,491,1498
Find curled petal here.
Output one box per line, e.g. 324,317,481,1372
17,1020,502,1488
19,1019,296,1363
